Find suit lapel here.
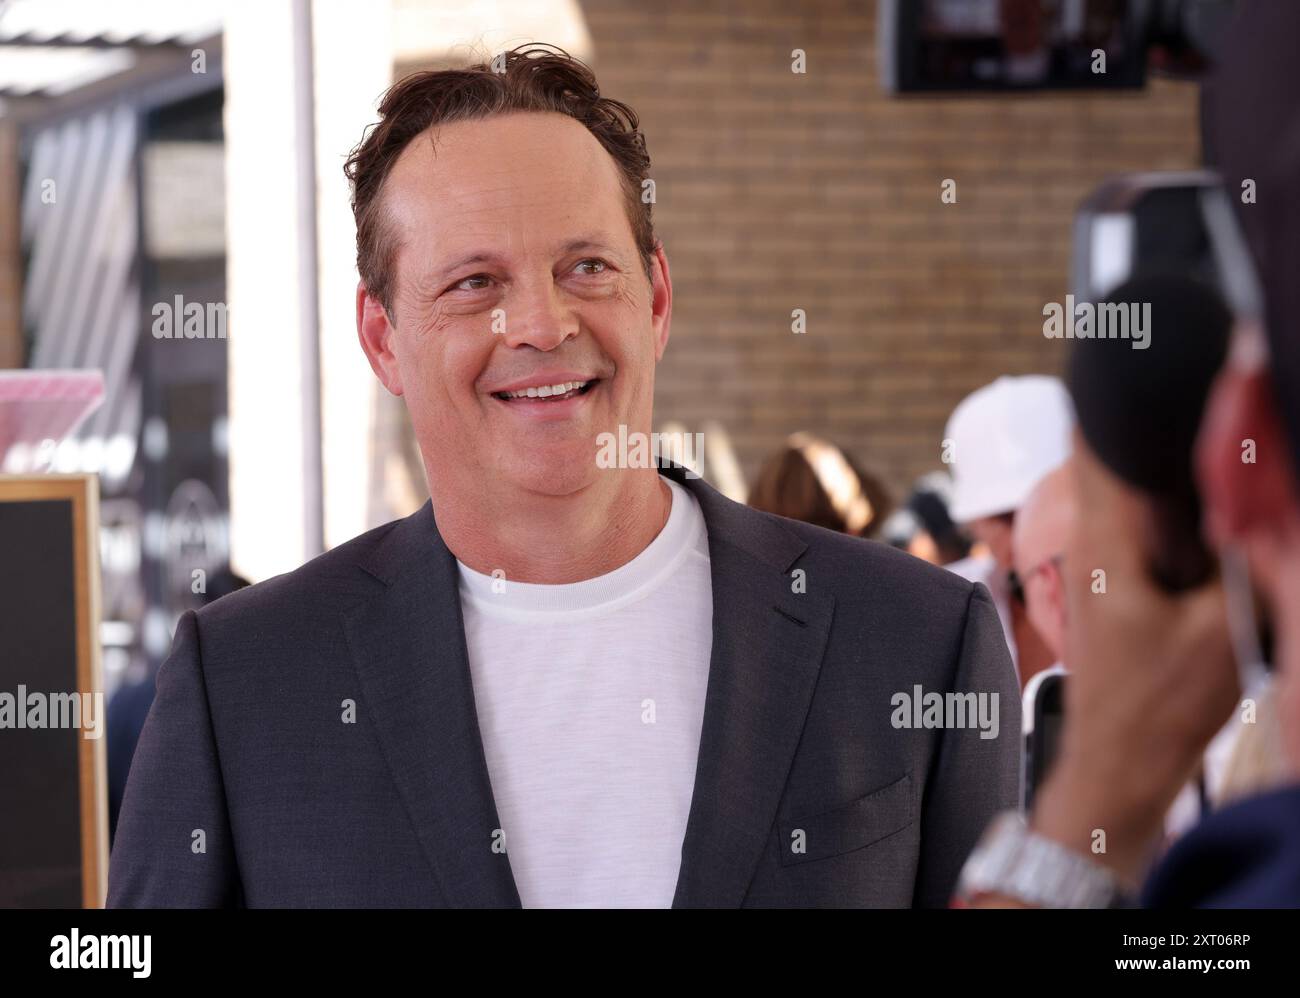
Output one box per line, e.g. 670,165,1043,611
666,466,836,907
342,466,834,909
343,504,521,907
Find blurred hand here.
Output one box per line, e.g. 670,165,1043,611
1031,442,1239,889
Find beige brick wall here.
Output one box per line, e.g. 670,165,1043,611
580,0,1202,497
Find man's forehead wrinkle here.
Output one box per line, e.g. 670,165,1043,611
396,184,617,247
393,168,598,217
439,192,595,220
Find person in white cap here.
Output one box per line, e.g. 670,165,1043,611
943,376,1074,687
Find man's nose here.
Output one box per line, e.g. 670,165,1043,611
499,279,578,351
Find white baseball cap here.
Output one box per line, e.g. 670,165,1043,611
944,376,1074,524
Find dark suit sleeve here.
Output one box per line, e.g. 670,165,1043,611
911,583,1021,907
107,610,242,907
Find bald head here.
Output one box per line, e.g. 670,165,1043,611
1014,463,1076,662
1015,464,1074,576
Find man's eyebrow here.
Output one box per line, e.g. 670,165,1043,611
560,238,619,256
433,252,498,281
429,238,624,282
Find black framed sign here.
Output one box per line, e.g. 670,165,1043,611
0,474,107,908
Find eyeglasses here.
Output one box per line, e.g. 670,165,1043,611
1008,553,1063,606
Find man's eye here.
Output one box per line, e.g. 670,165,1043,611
453,274,491,292
574,259,607,276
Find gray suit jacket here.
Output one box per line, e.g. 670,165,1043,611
108,464,1019,907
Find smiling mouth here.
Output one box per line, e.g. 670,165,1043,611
492,379,599,402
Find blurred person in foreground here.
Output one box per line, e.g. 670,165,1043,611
1048,276,1253,844
109,45,1019,908
945,375,1074,689
747,432,892,538
957,1,1300,907
1012,446,1257,846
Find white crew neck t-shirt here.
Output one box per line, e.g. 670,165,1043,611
455,477,714,908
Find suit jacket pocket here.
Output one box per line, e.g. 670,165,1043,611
778,773,914,867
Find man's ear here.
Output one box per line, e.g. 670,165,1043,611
356,281,404,396
649,242,672,362
1196,366,1299,545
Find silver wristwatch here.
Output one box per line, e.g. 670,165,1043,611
955,811,1123,908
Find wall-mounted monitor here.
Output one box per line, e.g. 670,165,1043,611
880,0,1147,93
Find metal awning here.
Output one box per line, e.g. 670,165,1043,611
0,0,222,116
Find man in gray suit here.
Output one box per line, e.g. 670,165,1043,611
109,45,1018,908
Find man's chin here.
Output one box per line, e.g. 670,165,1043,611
494,446,603,499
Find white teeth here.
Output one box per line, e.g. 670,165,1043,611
501,380,588,400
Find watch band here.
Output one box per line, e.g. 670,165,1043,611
955,811,1122,909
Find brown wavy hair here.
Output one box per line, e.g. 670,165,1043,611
343,43,657,319
748,435,894,538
